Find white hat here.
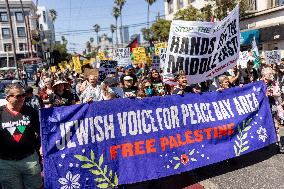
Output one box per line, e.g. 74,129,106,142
52,80,68,88
123,76,133,81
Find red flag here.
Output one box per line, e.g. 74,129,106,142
127,37,139,53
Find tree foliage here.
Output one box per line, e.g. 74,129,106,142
174,4,202,21
150,19,171,42
49,9,57,23
52,43,71,64
214,0,249,20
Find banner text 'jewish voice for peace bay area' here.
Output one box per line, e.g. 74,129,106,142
41,81,276,188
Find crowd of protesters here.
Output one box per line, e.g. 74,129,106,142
30,58,284,131
0,57,284,189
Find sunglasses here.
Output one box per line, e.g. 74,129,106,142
8,93,26,98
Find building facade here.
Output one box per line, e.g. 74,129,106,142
37,6,55,53
240,0,284,56
164,0,214,20
0,0,37,67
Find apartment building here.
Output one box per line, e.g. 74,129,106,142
164,0,214,20
0,0,37,67
240,0,284,56
37,6,55,52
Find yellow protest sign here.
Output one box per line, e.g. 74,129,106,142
50,66,57,73
98,52,107,60
83,59,91,65
154,42,167,55
72,56,82,74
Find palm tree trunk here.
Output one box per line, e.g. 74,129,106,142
96,32,99,46
111,33,114,53
115,18,118,47
120,8,123,47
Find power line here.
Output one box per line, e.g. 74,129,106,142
56,20,155,36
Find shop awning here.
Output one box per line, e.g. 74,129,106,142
240,29,260,45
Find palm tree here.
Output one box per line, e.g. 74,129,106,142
93,24,100,45
49,9,57,23
89,37,94,52
115,0,126,46
61,36,67,45
112,6,120,47
145,0,156,40
86,41,91,53
110,24,116,51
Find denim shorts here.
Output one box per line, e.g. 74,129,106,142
0,152,42,189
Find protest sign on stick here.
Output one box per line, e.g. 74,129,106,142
98,60,118,81
113,48,131,67
237,51,253,68
41,81,276,188
265,50,281,64
159,48,167,70
164,5,240,84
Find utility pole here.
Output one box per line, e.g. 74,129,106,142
19,0,30,58
5,0,20,79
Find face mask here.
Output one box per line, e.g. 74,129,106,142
146,87,153,96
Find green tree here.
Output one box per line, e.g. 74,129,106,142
150,19,171,42
93,24,100,45
61,36,67,45
49,9,57,23
174,4,202,21
141,28,152,42
145,0,157,41
52,43,71,63
86,41,91,53
214,0,249,20
112,6,120,46
115,0,126,45
200,4,213,21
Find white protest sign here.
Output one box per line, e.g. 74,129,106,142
265,50,281,65
164,6,240,84
113,48,131,67
237,51,251,68
151,55,160,70
98,60,118,81
159,48,167,70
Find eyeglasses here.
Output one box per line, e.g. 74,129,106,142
8,93,26,98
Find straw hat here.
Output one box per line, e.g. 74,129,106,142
52,80,68,88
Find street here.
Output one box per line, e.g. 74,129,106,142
125,144,283,189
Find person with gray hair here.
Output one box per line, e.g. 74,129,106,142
217,75,231,91
0,84,42,189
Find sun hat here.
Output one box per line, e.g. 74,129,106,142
52,80,68,88
123,76,133,81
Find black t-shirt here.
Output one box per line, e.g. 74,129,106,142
123,86,138,98
173,86,193,95
0,105,40,160
49,90,75,107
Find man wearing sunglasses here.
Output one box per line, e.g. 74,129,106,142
0,84,42,189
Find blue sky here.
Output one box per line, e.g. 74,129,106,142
37,0,165,53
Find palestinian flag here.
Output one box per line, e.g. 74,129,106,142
127,37,139,53
251,37,260,69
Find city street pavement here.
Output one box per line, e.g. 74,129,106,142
125,144,283,189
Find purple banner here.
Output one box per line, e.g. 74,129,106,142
40,81,276,189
